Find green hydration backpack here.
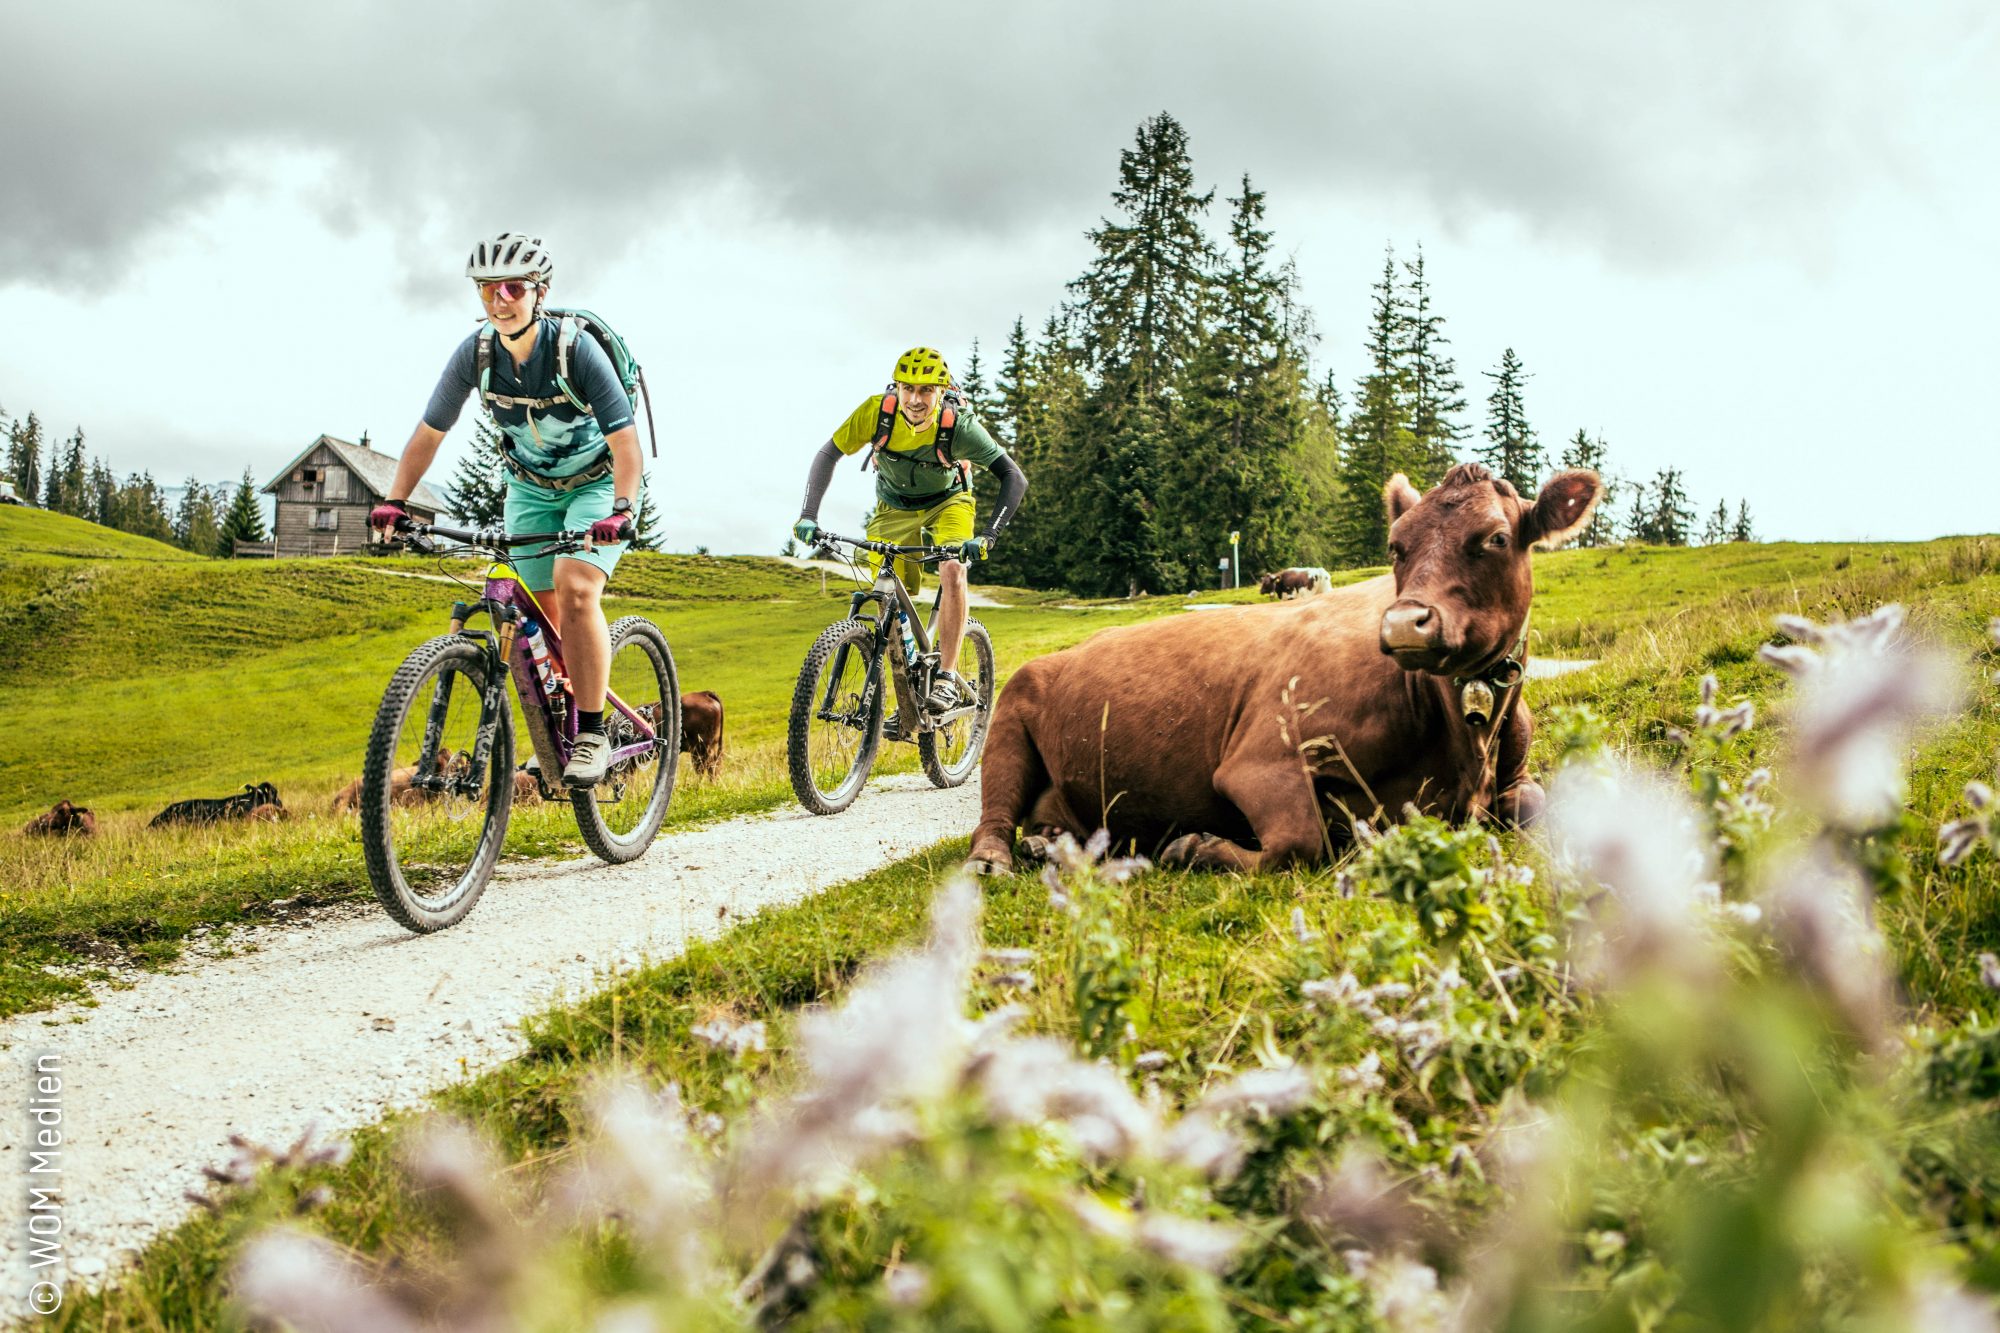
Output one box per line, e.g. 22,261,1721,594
475,308,658,458
861,384,971,494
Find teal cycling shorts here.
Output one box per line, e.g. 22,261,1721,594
502,474,630,590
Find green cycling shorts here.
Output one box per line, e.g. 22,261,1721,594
503,474,629,591
863,492,975,594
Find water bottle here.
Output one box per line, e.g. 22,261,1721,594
896,609,918,664
523,621,559,694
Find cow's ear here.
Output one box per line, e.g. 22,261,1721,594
1524,470,1602,549
1383,472,1423,524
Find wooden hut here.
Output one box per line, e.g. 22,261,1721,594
258,435,447,557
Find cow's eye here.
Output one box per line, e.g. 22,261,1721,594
1486,531,1509,550
1389,543,1405,563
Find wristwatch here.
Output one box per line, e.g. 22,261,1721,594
611,497,634,516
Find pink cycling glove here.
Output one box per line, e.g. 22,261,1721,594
588,515,632,544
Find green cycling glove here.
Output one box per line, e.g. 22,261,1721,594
793,518,819,545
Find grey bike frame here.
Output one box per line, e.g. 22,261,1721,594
822,560,978,734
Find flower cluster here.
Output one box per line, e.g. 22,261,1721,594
1758,604,1959,831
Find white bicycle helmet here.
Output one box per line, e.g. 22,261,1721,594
465,231,555,285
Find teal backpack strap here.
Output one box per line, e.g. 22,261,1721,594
551,314,593,414
475,324,497,413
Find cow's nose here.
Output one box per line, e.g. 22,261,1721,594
1380,602,1440,653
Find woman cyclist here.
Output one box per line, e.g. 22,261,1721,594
371,232,642,787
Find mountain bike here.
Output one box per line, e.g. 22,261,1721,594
359,518,682,932
786,532,995,815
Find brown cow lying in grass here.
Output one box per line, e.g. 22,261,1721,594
23,799,96,837
331,751,470,813
967,463,1600,874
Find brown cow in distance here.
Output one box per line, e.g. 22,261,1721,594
23,800,96,837
679,690,725,778
633,692,725,778
1259,568,1324,599
966,463,1601,875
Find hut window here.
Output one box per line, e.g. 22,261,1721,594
312,508,338,531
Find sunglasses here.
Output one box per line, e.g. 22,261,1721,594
476,279,536,305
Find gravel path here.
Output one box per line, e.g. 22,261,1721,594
0,775,977,1292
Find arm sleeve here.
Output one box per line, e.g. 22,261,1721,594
983,451,1027,538
420,334,481,433
799,439,842,522
567,333,634,435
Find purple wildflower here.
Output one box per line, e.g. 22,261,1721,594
1135,1213,1245,1274
232,1230,419,1333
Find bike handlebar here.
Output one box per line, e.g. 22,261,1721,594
390,517,589,553
816,531,962,563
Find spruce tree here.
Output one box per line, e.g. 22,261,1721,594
626,486,663,552
1703,499,1730,545
90,458,117,527
1165,173,1311,589
1477,349,1543,495
6,411,45,503
1559,429,1618,547
124,472,174,543
1060,113,1214,595
1068,112,1215,397
957,338,997,423
443,415,508,525
1398,245,1467,477
1291,366,1347,569
1731,499,1756,543
993,317,1033,442
976,315,1083,589
46,428,87,515
1333,249,1418,566
1636,468,1694,546
174,478,221,554
216,468,268,556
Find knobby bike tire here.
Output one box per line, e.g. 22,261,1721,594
570,616,681,863
360,634,514,933
787,618,885,815
919,618,995,788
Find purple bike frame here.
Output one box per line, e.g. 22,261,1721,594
485,571,658,775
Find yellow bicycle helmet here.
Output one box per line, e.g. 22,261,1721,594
892,346,952,386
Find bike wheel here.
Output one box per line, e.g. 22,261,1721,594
360,635,514,933
787,618,885,815
920,618,995,788
571,616,681,863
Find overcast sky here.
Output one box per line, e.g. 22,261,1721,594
4,1,1994,550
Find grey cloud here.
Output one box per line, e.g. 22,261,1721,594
3,0,1983,291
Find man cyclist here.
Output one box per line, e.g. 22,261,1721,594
370,231,643,787
793,347,1027,736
